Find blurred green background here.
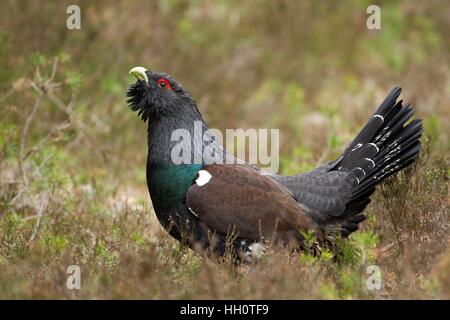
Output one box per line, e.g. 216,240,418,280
1,0,449,179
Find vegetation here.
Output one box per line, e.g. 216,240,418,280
0,0,448,299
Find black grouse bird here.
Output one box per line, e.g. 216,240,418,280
127,66,423,261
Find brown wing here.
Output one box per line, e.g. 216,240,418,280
186,164,317,243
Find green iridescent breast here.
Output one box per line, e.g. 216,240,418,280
147,164,203,211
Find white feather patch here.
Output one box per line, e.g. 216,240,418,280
244,242,266,261
187,206,199,218
195,170,212,187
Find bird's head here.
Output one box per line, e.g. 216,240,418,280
127,66,201,122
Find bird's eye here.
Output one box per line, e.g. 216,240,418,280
156,78,173,90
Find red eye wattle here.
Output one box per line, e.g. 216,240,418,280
156,78,173,90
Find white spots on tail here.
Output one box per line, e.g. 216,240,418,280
373,159,401,181
195,170,212,187
351,143,363,151
368,143,379,153
355,167,366,176
365,158,376,168
372,114,384,123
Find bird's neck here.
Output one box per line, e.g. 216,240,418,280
145,113,236,211
147,116,202,166
146,114,230,168
145,115,208,211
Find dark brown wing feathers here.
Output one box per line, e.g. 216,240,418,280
186,164,317,243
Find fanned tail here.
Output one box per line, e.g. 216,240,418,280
332,87,423,236
269,87,423,239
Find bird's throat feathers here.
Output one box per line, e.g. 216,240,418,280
126,80,202,122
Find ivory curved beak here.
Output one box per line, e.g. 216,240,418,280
129,66,148,83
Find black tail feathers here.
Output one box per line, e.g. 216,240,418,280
338,87,422,191
334,87,423,236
